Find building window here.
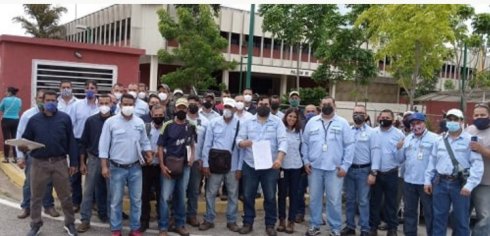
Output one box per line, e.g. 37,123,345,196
231,33,240,45
263,37,272,49
32,60,117,99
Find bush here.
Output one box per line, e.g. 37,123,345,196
282,87,328,106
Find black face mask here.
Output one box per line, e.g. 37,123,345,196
353,114,365,125
474,118,490,130
152,116,165,125
257,106,271,117
203,101,213,109
174,110,187,120
271,103,280,110
322,105,334,115
188,103,199,114
379,119,393,128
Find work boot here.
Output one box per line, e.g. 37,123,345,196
17,208,30,219
186,216,200,227
277,219,286,232
285,221,294,234
239,224,253,234
266,225,277,236
44,207,60,217
76,222,90,233
227,222,240,232
295,213,304,223
174,226,190,236
198,221,214,231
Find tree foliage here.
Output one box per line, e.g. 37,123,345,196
157,5,235,91
356,5,460,109
12,4,67,39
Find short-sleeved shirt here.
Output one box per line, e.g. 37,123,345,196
158,121,195,164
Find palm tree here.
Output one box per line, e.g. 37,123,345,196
12,4,67,39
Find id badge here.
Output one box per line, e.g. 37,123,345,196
322,143,328,152
417,151,423,160
280,170,284,179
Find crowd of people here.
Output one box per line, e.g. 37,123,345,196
1,80,489,236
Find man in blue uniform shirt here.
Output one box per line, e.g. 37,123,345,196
99,94,153,236
424,108,483,236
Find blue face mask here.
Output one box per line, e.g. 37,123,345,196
446,121,461,132
44,101,58,113
86,90,95,99
305,112,316,121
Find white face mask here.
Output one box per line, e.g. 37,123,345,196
223,109,233,118
128,91,137,99
138,92,146,99
114,92,122,100
121,105,135,116
235,102,245,111
99,105,111,115
244,95,252,103
158,92,168,101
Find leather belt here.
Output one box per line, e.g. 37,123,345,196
350,163,371,169
439,174,458,181
110,160,139,169
379,168,398,175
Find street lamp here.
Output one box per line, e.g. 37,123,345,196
239,56,248,93
76,25,92,44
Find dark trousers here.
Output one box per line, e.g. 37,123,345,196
141,165,161,223
186,161,202,218
71,139,84,206
242,163,279,226
297,172,308,216
277,168,302,221
30,157,74,227
1,118,18,159
370,169,399,231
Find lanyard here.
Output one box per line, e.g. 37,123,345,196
321,120,333,142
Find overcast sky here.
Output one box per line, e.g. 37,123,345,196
0,3,489,37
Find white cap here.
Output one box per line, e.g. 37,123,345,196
289,91,300,97
446,108,464,119
173,89,183,95
223,98,236,108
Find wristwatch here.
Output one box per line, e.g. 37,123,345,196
369,170,378,176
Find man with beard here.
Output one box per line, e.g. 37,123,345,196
236,96,287,236
303,96,354,236
466,103,490,236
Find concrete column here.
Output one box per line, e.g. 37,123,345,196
280,74,288,96
222,70,230,89
149,55,159,91
331,81,337,99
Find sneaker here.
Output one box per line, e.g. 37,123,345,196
198,221,214,231
64,224,78,236
44,207,60,217
111,230,122,236
305,227,321,236
340,227,356,236
227,222,240,232
27,225,41,236
129,230,142,236
76,222,90,233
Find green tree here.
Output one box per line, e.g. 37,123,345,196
12,4,67,39
444,79,455,90
157,5,235,91
259,5,342,89
356,5,460,109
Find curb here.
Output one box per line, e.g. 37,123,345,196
0,153,308,215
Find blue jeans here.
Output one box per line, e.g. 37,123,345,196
109,163,142,231
308,168,344,233
21,156,54,209
344,166,371,232
204,171,239,223
277,168,301,222
241,163,279,227
80,154,108,223
403,182,432,236
433,177,470,236
159,166,190,231
472,185,490,236
369,169,399,231
186,161,201,218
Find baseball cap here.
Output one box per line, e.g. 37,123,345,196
223,98,236,108
173,89,183,96
446,108,464,119
175,98,188,108
289,91,300,97
408,112,426,123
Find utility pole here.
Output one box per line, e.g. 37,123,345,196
461,43,467,113
245,4,255,89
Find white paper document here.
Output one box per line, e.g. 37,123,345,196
252,140,273,170
5,138,45,150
